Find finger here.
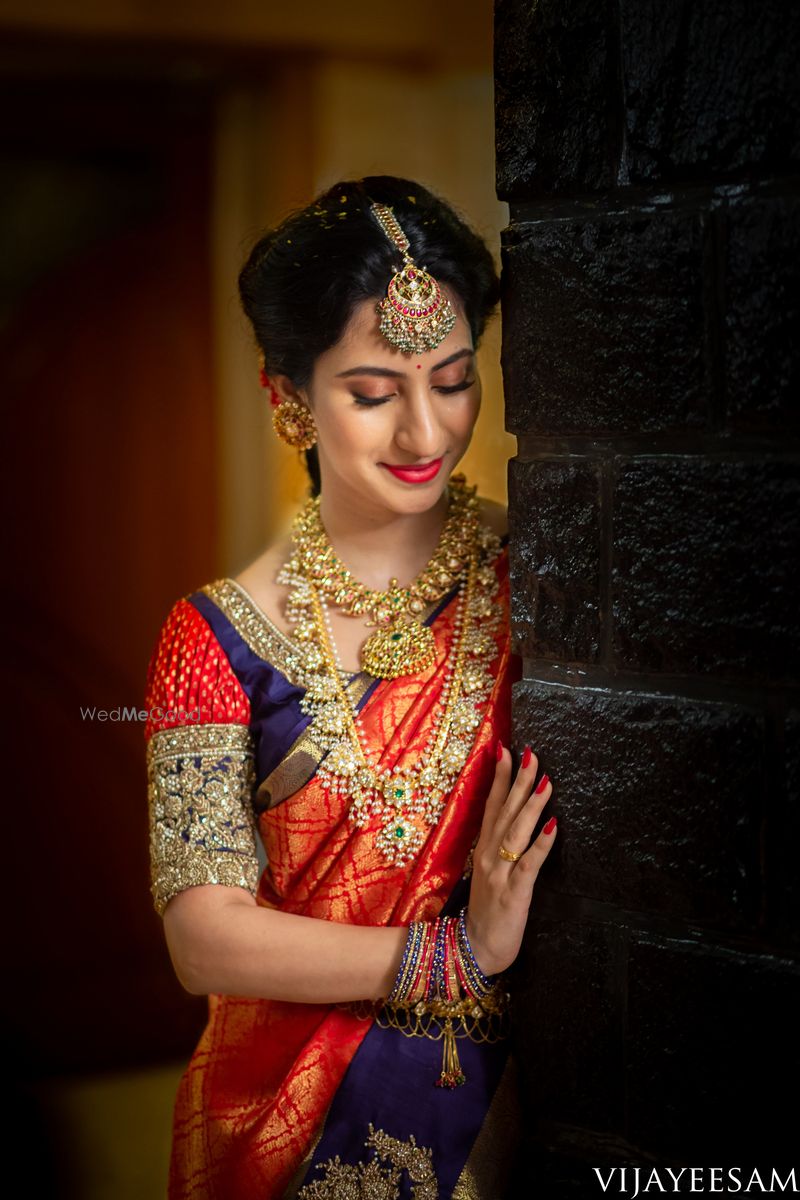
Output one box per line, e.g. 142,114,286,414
479,742,538,855
508,815,558,894
489,746,542,853
474,740,512,850
497,749,542,832
497,773,553,858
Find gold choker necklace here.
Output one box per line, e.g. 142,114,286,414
279,472,481,680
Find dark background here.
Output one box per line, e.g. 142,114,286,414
496,0,800,1188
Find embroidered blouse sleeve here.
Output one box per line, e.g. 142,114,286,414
143,597,259,917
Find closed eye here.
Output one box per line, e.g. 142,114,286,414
436,379,475,394
353,378,475,407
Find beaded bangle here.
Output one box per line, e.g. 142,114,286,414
379,909,507,1091
455,906,495,998
426,915,450,1001
386,909,496,1007
410,918,438,1003
386,920,423,1003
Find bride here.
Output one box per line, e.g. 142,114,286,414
144,175,557,1199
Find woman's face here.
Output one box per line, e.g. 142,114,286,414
297,287,481,518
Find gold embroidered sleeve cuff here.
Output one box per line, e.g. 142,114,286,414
146,723,259,916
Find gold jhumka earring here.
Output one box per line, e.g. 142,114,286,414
272,399,317,450
259,352,318,449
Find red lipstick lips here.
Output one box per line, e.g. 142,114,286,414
381,456,444,483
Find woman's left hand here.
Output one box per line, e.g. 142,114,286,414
463,742,557,977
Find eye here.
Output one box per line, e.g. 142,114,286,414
353,394,393,407
434,378,476,394
352,377,475,406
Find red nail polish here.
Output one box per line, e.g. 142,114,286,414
543,816,557,835
534,773,550,794
521,744,532,768
496,739,504,761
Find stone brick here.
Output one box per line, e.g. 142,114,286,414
627,936,800,1159
620,0,800,184
512,681,764,932
511,915,624,1132
768,708,800,945
508,459,602,662
612,457,800,682
723,193,800,433
501,211,709,435
495,0,616,198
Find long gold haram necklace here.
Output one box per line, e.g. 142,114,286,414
280,472,481,680
276,525,505,866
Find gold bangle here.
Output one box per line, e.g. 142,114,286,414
497,844,521,863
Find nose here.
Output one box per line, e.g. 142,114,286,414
393,384,445,459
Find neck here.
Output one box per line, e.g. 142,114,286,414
317,482,451,591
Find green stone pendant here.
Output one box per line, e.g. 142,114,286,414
360,616,437,680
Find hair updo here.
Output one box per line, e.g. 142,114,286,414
238,176,501,497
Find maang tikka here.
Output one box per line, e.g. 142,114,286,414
370,202,456,354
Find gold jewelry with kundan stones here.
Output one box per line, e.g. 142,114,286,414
275,480,504,866
281,472,480,680
370,201,457,354
272,396,318,449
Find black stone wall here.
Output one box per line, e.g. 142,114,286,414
495,0,800,1190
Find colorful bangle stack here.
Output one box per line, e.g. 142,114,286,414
379,906,508,1089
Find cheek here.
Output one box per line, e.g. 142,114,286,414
318,403,386,452
455,389,481,434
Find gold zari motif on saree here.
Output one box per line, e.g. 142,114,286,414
146,723,258,915
296,1122,438,1199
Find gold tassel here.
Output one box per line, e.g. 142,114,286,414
435,1018,466,1088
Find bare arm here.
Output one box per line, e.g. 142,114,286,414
162,745,556,1003
163,886,408,1003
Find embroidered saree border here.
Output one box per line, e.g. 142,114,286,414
146,722,259,915
199,578,357,692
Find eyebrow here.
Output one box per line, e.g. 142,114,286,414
335,347,474,379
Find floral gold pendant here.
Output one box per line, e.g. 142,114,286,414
360,616,437,680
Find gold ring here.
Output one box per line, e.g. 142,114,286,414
498,844,522,863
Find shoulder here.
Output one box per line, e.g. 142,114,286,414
477,494,508,539
146,595,215,671
144,593,250,739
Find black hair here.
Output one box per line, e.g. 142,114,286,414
238,175,501,497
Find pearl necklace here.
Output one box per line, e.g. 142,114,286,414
277,524,505,866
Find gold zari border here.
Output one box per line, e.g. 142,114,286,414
199,578,355,690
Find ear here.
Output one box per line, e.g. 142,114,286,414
270,374,311,407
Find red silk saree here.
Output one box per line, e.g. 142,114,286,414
144,527,522,1198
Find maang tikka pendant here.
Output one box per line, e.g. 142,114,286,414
370,201,456,354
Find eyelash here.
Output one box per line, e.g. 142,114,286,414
353,379,476,407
